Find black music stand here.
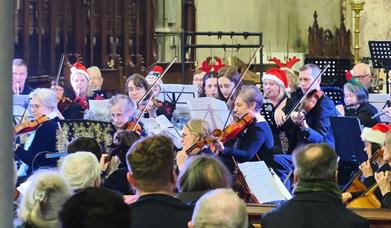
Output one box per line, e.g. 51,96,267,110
304,58,353,87
321,86,344,105
368,41,391,93
260,103,276,127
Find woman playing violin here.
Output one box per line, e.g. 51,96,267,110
375,130,391,208
14,88,61,175
336,80,380,128
214,85,274,172
51,78,84,120
217,66,242,106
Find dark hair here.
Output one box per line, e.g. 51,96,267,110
51,77,77,100
217,66,242,100
67,137,102,160
199,71,220,98
177,155,232,192
126,135,175,192
59,187,131,228
110,131,141,166
125,74,150,93
293,144,337,181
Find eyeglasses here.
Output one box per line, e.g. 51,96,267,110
29,104,41,109
353,74,370,79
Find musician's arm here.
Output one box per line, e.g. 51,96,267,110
381,192,391,209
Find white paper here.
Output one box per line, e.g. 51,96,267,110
238,161,292,203
85,99,112,121
159,84,198,105
140,115,182,148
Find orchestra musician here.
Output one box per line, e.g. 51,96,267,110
109,94,143,135
12,58,32,95
87,66,108,99
374,131,391,208
276,64,339,148
217,65,242,107
199,71,222,100
50,78,84,120
70,62,93,111
14,88,61,175
213,85,274,172
336,79,380,128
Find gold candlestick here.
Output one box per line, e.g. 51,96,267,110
350,0,365,64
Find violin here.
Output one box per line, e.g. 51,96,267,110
14,115,50,135
299,89,324,114
121,121,143,136
57,96,73,113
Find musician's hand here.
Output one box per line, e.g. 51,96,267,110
146,102,157,118
375,171,391,196
341,192,352,204
291,111,308,129
274,108,287,126
99,154,110,172
384,107,391,118
176,150,187,172
359,160,373,178
213,141,225,155
336,104,345,116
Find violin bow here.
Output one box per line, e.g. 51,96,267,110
285,64,330,120
223,46,263,128
54,54,66,89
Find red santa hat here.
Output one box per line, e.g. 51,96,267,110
70,62,90,81
361,123,391,145
262,68,291,93
145,65,164,87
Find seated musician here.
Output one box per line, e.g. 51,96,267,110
199,71,222,100
12,58,33,95
342,123,391,203
217,65,242,106
87,66,108,99
70,62,93,111
144,65,175,120
14,88,61,175
50,78,84,120
375,131,391,208
176,119,212,171
336,79,380,127
109,94,140,133
276,64,339,148
350,63,374,93
214,85,274,172
192,70,206,96
261,144,369,228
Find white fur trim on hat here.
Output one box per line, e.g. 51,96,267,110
262,73,285,88
71,68,90,81
361,127,386,145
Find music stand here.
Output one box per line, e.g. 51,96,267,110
260,103,276,127
304,58,353,87
321,86,344,105
368,41,391,93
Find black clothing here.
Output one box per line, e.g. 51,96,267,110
176,190,207,207
129,194,193,228
21,85,33,95
381,192,391,209
345,102,380,127
261,191,369,228
58,100,84,119
103,167,135,195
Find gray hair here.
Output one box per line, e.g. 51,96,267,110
29,88,57,109
237,85,263,112
59,151,101,191
17,169,72,228
293,144,338,181
299,64,321,79
109,94,134,114
344,81,368,104
13,58,27,67
192,188,248,228
177,155,232,192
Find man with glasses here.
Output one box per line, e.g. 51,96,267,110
351,63,373,93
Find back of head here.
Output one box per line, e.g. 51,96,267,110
293,144,337,181
111,130,141,165
191,188,248,228
59,187,130,228
177,155,232,192
126,135,175,192
18,169,72,228
59,152,101,191
67,137,102,160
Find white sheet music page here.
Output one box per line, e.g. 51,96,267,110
187,97,229,130
238,161,292,203
140,115,182,148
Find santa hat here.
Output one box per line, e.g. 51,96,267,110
262,68,291,93
71,62,90,81
145,65,164,87
361,123,391,145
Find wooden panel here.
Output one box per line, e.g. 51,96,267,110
100,68,124,95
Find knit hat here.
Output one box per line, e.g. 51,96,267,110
71,62,90,81
361,123,391,145
262,68,291,93
145,65,164,87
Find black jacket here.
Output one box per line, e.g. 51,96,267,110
261,191,369,228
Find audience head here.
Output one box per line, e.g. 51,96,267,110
351,63,372,90
29,88,57,119
343,80,368,107
200,71,220,99
126,135,176,193
234,85,263,118
109,94,135,129
87,66,104,91
189,188,248,228
293,144,338,182
59,187,130,228
17,170,72,228
67,137,102,160
125,73,150,104
298,64,321,93
361,123,391,158
262,68,290,100
12,58,28,94
177,155,232,192
217,66,241,100
59,152,101,191
70,62,92,97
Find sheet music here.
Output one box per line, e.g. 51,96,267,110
187,97,229,130
13,95,32,119
238,161,292,203
85,99,112,121
140,115,182,148
159,84,198,104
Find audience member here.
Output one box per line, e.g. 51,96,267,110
67,137,102,160
126,135,193,228
188,188,248,228
261,144,369,228
59,187,131,228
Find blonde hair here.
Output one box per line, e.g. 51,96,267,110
184,119,210,141
17,170,72,228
